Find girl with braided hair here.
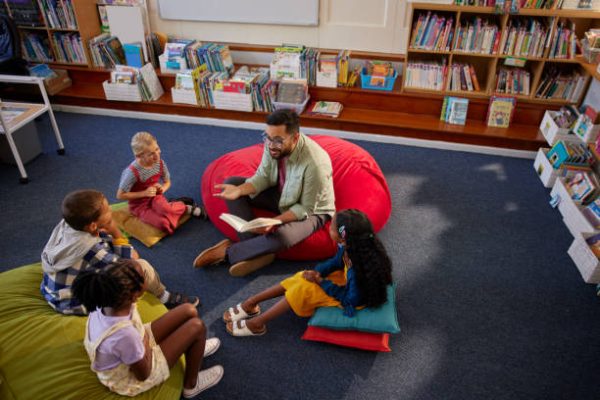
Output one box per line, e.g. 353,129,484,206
223,209,392,337
72,259,223,398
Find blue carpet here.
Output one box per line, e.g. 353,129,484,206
1,112,599,400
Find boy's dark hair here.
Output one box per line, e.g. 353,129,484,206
62,189,105,231
266,109,300,135
72,259,144,312
336,209,393,308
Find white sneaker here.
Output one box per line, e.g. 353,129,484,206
204,337,221,358
182,365,224,399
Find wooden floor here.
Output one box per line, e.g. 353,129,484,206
44,66,551,151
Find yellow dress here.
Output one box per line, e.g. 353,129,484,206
281,266,348,317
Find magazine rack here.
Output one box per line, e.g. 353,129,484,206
0,75,65,184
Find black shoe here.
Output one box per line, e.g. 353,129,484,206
164,292,201,309
192,204,208,220
173,196,195,206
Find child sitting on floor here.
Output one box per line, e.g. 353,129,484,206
72,259,224,398
41,189,199,315
117,131,205,235
222,209,393,336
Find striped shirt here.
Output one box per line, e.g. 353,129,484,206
118,160,171,193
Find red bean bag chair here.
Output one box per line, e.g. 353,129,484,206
201,135,391,261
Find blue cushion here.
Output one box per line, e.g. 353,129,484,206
308,283,400,334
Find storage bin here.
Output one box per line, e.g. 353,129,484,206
171,87,199,106
44,69,71,95
360,68,397,91
534,148,560,188
212,90,253,112
102,80,142,102
568,232,600,283
572,113,600,143
273,94,310,114
583,39,600,64
539,110,579,146
550,177,597,237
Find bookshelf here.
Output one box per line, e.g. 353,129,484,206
5,0,101,68
405,3,600,105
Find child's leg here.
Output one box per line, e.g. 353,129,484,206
151,304,207,390
144,195,186,234
223,284,286,322
136,259,167,299
240,297,291,333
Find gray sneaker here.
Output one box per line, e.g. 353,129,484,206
182,365,224,398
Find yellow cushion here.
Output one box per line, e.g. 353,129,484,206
0,264,184,400
111,202,190,248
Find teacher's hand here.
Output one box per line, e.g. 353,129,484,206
214,183,241,200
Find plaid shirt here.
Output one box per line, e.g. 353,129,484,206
40,232,133,315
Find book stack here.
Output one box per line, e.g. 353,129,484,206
317,53,338,88
499,18,549,58
453,17,499,55
248,67,276,113
486,96,516,128
547,140,595,168
302,47,320,86
39,0,77,29
191,65,228,108
103,64,164,102
306,101,343,118
564,171,600,204
211,66,274,112
518,0,563,8
409,12,454,52
495,68,531,95
440,96,469,125
404,60,446,91
89,34,125,68
548,22,578,59
446,63,481,92
51,32,86,64
535,68,587,102
22,33,53,62
193,43,235,74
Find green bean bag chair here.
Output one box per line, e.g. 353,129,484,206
0,263,184,400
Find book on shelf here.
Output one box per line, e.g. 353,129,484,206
410,12,454,52
582,198,600,229
440,96,469,125
565,171,600,203
89,34,126,68
39,0,77,30
219,213,282,233
573,105,600,141
500,18,549,58
547,140,594,167
585,232,600,258
486,96,516,128
123,43,144,68
98,5,110,33
446,63,480,92
22,32,53,62
453,17,499,55
28,64,57,79
405,60,447,91
306,101,343,118
495,68,530,96
535,68,587,102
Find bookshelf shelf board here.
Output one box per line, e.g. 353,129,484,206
18,26,47,31
49,61,88,67
576,55,600,80
545,58,581,63
48,28,79,32
452,51,497,58
447,89,489,98
408,49,452,55
493,93,532,99
530,97,573,104
497,55,546,61
403,87,445,95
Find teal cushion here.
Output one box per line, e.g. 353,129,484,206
308,283,400,334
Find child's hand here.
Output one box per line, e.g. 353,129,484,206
153,183,163,195
302,270,322,283
144,186,158,197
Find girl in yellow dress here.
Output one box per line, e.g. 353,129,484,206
223,209,392,336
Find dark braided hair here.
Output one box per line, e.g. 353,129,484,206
72,259,145,312
336,209,392,308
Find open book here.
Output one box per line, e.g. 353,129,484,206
219,213,282,233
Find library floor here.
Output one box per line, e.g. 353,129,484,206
1,112,599,400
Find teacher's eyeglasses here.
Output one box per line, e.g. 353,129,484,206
261,132,289,149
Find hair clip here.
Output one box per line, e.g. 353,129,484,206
338,225,346,239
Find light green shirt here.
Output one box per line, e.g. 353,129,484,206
246,133,335,220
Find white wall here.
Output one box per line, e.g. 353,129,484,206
147,0,410,53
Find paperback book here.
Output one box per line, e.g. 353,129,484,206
440,96,469,125
219,213,282,233
486,96,516,128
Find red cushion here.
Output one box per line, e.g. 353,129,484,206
201,135,391,260
301,326,391,352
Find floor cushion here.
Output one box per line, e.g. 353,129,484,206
0,263,184,400
201,135,392,260
308,284,400,334
302,326,391,352
111,202,190,248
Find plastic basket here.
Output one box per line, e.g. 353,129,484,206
273,94,310,114
360,68,397,91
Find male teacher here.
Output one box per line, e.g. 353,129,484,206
193,109,335,276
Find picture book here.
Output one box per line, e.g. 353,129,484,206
219,213,282,233
565,171,599,203
585,231,600,257
123,42,143,68
573,105,600,141
306,101,343,118
440,96,469,125
486,96,516,128
582,198,600,228
28,64,57,79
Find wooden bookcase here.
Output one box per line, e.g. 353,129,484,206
405,3,600,105
6,0,101,68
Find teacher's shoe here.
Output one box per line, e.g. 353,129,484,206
229,253,275,277
193,239,232,268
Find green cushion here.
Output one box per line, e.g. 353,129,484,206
0,263,184,400
308,283,400,334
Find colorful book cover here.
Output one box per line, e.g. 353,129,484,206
123,43,143,68
447,97,469,125
486,96,516,128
